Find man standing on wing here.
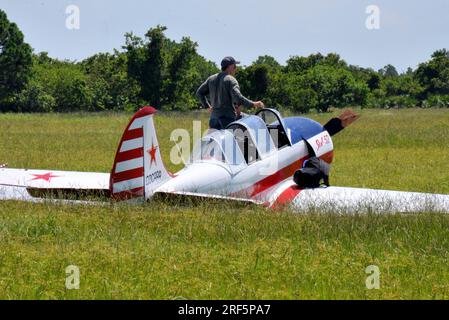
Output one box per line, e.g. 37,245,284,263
196,56,265,130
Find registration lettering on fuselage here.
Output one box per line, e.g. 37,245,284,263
146,170,162,185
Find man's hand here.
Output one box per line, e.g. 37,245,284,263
253,101,265,109
207,106,213,113
234,104,242,117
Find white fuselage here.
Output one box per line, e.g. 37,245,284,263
156,138,310,202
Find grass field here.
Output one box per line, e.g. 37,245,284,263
0,108,448,299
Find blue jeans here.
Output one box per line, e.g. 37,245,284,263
209,116,236,130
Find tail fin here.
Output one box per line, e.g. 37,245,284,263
109,106,172,201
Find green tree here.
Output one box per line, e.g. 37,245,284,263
0,9,32,109
123,26,218,110
415,49,449,96
253,55,281,71
238,56,282,106
123,32,145,88
367,73,381,90
379,64,399,78
238,64,270,102
285,53,324,73
303,65,368,112
382,74,423,97
81,52,142,111
164,37,198,109
267,72,316,113
15,78,56,112
29,58,93,112
285,53,346,74
142,25,167,107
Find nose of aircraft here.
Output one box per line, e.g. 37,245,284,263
155,162,232,195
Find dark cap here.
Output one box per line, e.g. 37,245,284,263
221,56,240,69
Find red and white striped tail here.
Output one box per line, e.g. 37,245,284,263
109,106,172,201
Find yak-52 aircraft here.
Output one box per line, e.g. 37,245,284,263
1,106,449,213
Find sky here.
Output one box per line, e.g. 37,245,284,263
1,0,448,72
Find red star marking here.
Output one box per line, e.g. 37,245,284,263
30,172,60,183
147,143,158,167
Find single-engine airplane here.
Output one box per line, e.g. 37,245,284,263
1,107,449,213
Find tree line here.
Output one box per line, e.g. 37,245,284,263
1,10,448,113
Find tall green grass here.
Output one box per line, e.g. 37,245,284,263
0,108,448,299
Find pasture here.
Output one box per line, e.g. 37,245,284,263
0,108,448,299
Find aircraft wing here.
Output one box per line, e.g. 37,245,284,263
265,178,449,213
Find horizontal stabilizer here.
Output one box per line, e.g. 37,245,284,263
0,168,109,201
0,168,109,190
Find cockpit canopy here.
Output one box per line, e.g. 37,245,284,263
255,108,292,149
226,115,276,164
191,108,294,167
190,129,246,167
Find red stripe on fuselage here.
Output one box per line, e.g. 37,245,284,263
320,150,334,164
242,155,308,198
235,149,333,200
271,185,302,210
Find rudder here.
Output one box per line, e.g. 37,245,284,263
109,106,172,201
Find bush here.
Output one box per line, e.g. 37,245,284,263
288,88,316,113
423,94,449,108
15,80,56,112
302,65,368,112
367,95,418,109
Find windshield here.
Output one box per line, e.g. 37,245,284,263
190,130,245,166
228,115,276,159
199,139,225,162
255,109,291,149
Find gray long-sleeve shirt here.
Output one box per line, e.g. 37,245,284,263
196,72,254,119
